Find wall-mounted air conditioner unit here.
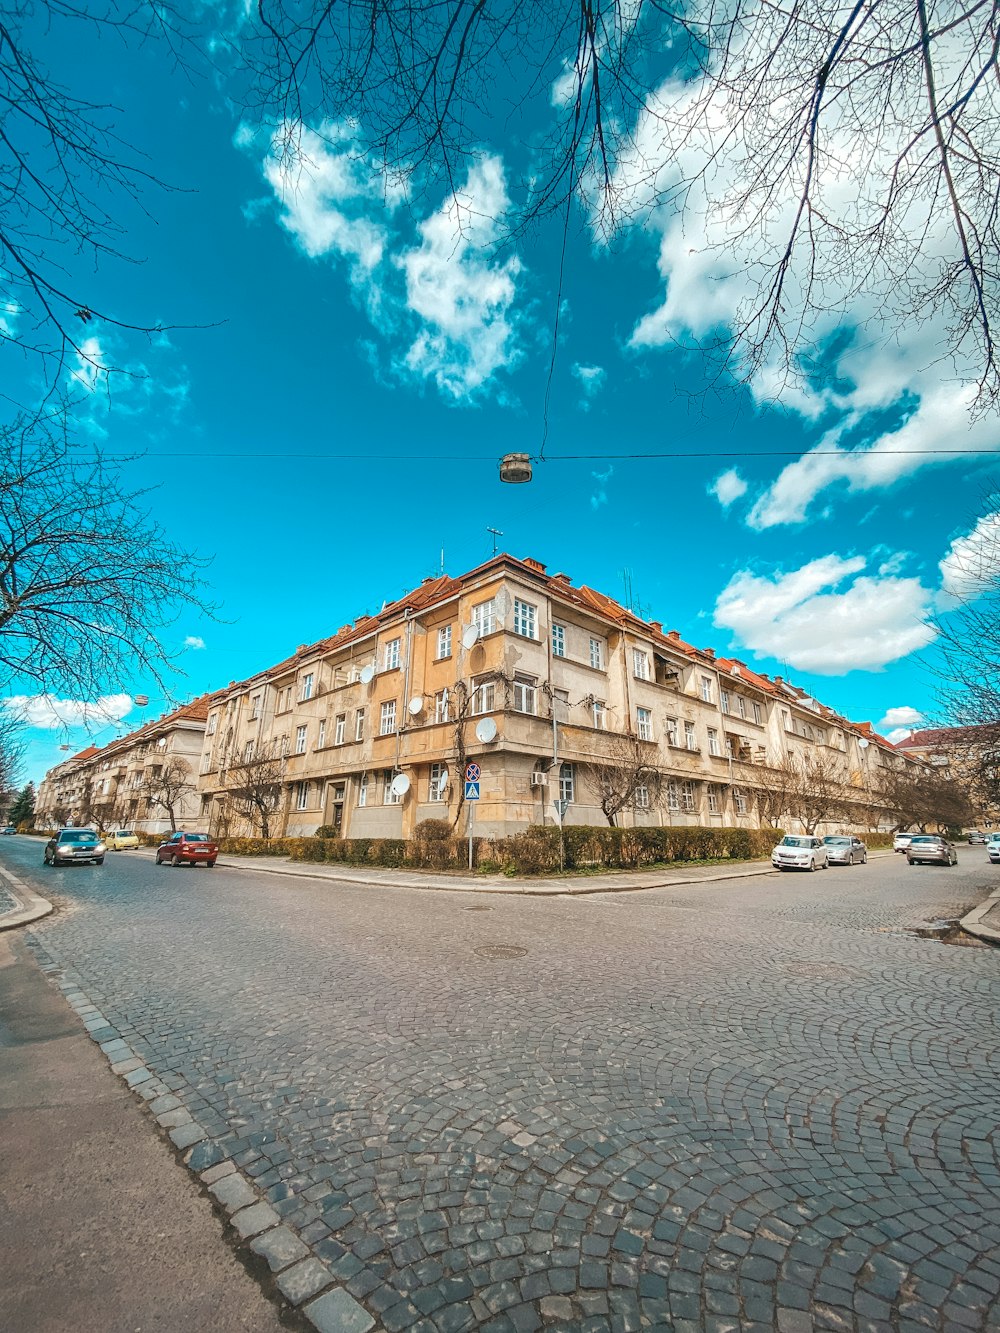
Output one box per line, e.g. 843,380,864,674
530,772,548,787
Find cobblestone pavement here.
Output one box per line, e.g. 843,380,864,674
5,841,1000,1333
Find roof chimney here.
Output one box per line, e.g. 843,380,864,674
667,630,680,641
523,557,547,573
703,647,715,659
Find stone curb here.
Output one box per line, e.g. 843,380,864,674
27,945,383,1333
0,864,53,930
959,888,1000,944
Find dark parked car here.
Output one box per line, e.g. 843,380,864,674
907,835,958,866
44,828,106,866
155,831,218,867
822,835,868,865
967,830,987,844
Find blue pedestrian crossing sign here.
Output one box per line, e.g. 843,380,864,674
465,780,481,801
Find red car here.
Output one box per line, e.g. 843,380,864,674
155,831,218,868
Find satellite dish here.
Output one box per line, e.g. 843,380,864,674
475,717,498,743
390,773,411,796
359,665,375,685
858,738,870,749
407,697,424,716
461,624,480,650
134,694,149,707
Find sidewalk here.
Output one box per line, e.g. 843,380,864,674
959,885,1000,944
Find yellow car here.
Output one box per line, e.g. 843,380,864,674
104,829,140,851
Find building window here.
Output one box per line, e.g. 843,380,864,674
666,780,679,812
283,687,292,712
685,721,697,750
589,637,604,670
250,695,261,720
736,695,746,719
752,701,763,724
633,649,650,680
559,762,575,803
244,741,254,761
435,688,451,724
317,719,326,748
512,674,537,714
295,781,309,811
380,701,396,735
295,725,307,754
707,785,720,814
734,789,748,815
280,735,289,757
300,673,314,701
334,714,346,745
725,735,734,758
680,780,696,812
383,638,400,672
513,599,537,639
634,785,650,810
357,774,368,807
436,625,453,659
472,677,495,714
429,762,447,802
666,717,679,747
700,676,712,702
720,690,731,714
383,771,401,804
472,599,496,636
593,699,606,729
355,709,366,741
637,707,653,741
207,715,217,735
707,728,720,756
552,623,566,657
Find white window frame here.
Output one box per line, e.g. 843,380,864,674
355,709,365,741
680,780,696,812
512,674,536,714
383,638,401,672
244,740,254,762
295,781,309,811
472,599,496,636
513,599,537,640
634,784,650,810
429,762,447,803
357,774,368,807
317,719,326,748
685,721,697,751
207,715,217,736
637,707,653,741
436,625,453,659
707,785,720,814
435,689,451,724
383,771,401,805
666,717,679,747
666,780,679,812
589,637,604,670
752,701,763,724
300,673,314,702
551,623,566,657
280,735,290,758
700,676,712,703
736,695,746,719
472,678,495,715
559,762,575,803
250,695,261,720
633,649,650,681
334,714,346,746
707,728,720,757
380,701,396,735
295,725,307,755
720,690,731,714
734,789,748,815
593,700,606,730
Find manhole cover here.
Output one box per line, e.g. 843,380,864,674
475,944,528,960
784,962,863,980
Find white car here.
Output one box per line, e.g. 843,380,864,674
772,835,830,872
987,832,1000,864
893,832,914,853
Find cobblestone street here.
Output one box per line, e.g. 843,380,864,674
4,842,999,1332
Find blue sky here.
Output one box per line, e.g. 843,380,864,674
8,11,999,786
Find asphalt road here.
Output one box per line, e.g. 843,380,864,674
2,838,999,1333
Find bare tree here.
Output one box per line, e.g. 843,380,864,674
242,1,1000,405
747,751,850,834
584,729,662,826
140,757,194,832
744,755,802,830
0,407,213,699
0,708,25,812
223,740,285,838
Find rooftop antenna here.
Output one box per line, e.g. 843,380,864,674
487,526,504,556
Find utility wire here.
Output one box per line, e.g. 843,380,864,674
99,447,1000,461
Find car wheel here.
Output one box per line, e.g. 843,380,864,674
95,857,104,865
861,852,867,864
808,859,817,871
170,854,181,868
206,859,216,868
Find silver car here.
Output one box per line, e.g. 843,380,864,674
43,828,106,866
822,835,868,865
906,835,958,866
772,835,829,872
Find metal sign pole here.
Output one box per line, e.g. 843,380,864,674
468,797,475,870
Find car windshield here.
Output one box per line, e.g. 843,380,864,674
910,836,940,844
60,832,97,843
823,837,850,845
116,831,134,837
780,836,812,847
183,833,210,842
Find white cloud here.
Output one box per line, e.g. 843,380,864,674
69,335,108,394
572,363,606,409
878,706,925,732
589,463,614,509
396,155,522,398
709,468,748,508
183,635,206,650
938,510,1000,604
713,554,936,674
4,693,134,731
